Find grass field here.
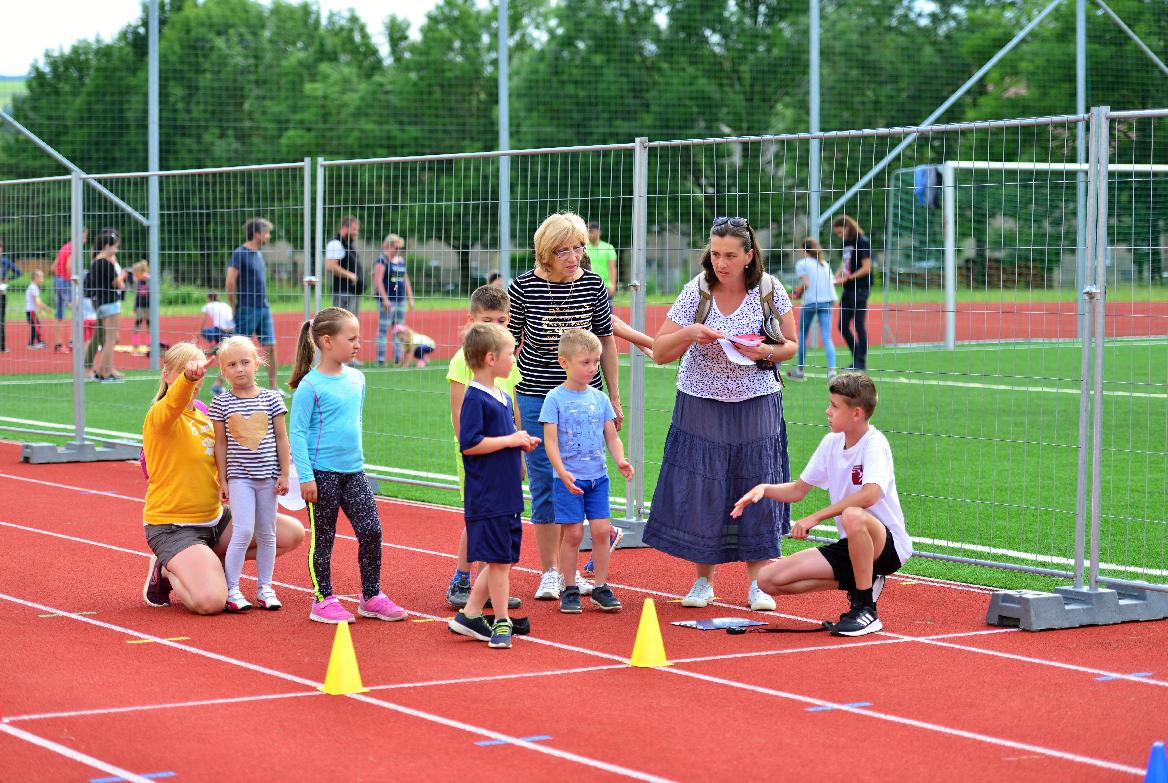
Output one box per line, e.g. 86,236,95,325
1,336,1163,593
0,78,25,110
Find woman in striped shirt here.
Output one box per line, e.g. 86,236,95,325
508,212,625,600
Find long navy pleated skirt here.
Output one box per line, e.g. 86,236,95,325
644,391,791,564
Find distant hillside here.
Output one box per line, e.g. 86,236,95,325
0,77,26,110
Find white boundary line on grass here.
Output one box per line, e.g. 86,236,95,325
0,722,156,783
796,371,1167,399
0,593,678,783
0,561,1148,777
1,472,1166,685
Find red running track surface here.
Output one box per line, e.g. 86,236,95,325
0,443,1165,782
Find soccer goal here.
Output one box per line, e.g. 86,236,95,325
886,160,1168,348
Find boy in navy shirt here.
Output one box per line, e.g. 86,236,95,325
448,323,540,648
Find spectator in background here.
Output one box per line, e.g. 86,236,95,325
787,237,838,382
372,233,413,367
0,239,19,281
832,215,872,372
326,215,364,322
24,269,52,348
200,291,234,350
487,272,505,289
131,259,151,354
584,221,618,298
52,227,86,353
84,228,127,382
225,218,281,394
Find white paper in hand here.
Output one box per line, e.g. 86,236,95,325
717,338,757,366
279,462,306,511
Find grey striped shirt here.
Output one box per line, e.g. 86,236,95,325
209,388,287,481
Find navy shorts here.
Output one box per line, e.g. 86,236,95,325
235,304,276,345
466,513,522,564
553,474,611,524
816,523,902,592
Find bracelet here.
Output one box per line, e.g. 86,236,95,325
766,347,774,362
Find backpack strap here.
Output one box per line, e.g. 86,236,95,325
759,273,778,322
693,273,713,325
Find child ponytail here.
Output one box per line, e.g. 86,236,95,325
288,306,357,389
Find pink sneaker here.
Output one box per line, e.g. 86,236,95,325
309,596,354,624
358,592,407,621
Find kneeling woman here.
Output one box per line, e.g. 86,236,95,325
141,342,304,614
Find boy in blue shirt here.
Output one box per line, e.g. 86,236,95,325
448,323,540,648
541,329,634,614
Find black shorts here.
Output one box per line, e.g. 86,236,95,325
816,523,902,592
465,513,522,565
144,507,232,569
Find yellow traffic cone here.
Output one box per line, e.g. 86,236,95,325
629,598,670,668
319,621,369,695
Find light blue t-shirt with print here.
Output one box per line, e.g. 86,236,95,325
539,384,616,481
289,366,366,481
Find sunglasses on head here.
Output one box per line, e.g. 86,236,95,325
712,216,749,228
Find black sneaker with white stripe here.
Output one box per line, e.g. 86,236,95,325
831,603,882,637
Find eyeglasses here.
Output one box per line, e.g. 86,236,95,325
712,216,749,228
553,244,587,259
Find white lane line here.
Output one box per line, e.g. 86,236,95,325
0,593,676,783
0,723,156,783
5,665,627,725
658,667,1145,777
1,529,1156,777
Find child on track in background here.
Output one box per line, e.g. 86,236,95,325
731,373,911,636
445,285,523,610
289,306,407,624
131,260,151,354
210,336,290,612
448,323,540,649
787,238,838,382
24,269,52,349
541,329,634,614
394,324,435,368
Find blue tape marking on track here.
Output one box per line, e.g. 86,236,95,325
90,773,176,783
1093,672,1152,682
805,701,873,712
475,735,553,747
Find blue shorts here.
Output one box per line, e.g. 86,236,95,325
54,277,72,320
95,301,121,319
235,304,275,345
466,513,522,564
553,474,611,524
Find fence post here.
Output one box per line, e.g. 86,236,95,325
70,171,85,446
941,162,957,350
303,157,314,321
1087,106,1110,591
314,158,325,315
625,137,649,536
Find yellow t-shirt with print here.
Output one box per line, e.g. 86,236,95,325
142,373,222,526
446,347,522,489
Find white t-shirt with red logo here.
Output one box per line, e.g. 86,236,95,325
800,426,911,565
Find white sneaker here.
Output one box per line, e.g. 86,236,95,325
256,584,282,611
225,587,253,612
575,572,594,597
872,575,885,602
681,577,715,608
535,568,561,600
749,580,777,611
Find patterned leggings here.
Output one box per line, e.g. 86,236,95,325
308,470,383,601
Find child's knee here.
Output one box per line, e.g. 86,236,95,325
841,507,869,535
562,524,584,547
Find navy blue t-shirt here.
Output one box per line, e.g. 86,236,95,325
459,384,523,521
841,234,872,299
230,246,268,309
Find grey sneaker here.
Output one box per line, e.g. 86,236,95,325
681,577,715,608
489,618,514,649
786,368,806,381
446,576,471,608
485,596,523,610
589,583,622,612
560,585,582,614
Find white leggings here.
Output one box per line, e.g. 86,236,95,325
225,478,278,591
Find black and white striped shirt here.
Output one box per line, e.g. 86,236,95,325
209,388,287,481
507,269,613,397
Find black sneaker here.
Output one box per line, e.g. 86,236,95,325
489,618,513,649
831,603,882,637
589,584,622,612
143,555,171,607
446,577,471,608
484,596,523,610
560,585,582,614
448,611,493,641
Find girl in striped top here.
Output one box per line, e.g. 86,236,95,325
210,336,290,612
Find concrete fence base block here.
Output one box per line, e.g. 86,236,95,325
20,441,142,464
987,586,1168,631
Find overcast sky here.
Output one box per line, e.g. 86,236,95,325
0,0,441,75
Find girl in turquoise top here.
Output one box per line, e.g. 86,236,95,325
289,306,406,625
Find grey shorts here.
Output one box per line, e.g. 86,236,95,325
144,507,232,569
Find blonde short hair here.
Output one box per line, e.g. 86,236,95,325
216,335,263,365
463,322,514,370
533,212,587,271
558,328,601,359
